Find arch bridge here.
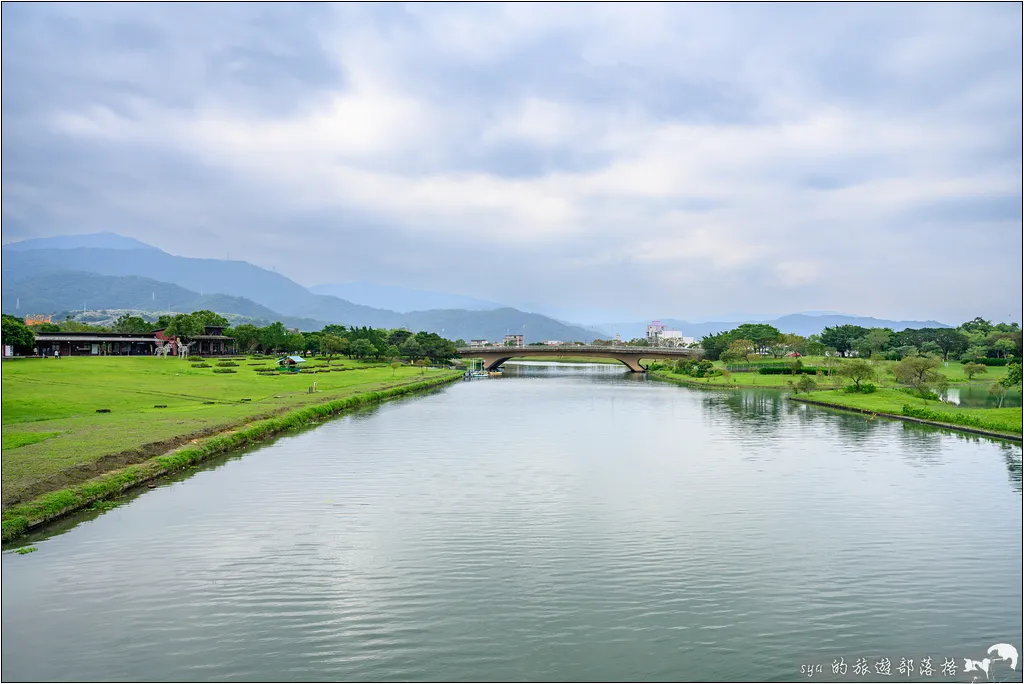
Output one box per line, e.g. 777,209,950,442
456,345,702,372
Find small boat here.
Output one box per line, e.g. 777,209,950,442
488,371,503,377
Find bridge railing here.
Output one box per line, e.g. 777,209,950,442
456,345,699,355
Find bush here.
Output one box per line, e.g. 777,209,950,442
795,375,817,393
189,357,205,361
689,360,715,378
971,357,1012,366
898,387,940,401
757,366,827,375
842,382,877,394
212,368,237,374
216,361,239,367
191,362,211,368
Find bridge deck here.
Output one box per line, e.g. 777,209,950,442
456,345,700,372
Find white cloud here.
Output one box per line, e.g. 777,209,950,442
6,2,1021,322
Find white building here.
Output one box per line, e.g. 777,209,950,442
647,321,694,347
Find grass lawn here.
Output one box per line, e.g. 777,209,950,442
795,387,1022,436
1,356,458,505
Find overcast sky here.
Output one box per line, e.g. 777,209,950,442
2,3,1021,325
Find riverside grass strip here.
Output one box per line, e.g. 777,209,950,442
1,373,460,543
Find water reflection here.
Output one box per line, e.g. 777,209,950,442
940,384,1022,408
3,362,1021,683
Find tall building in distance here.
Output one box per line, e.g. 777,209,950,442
647,321,695,347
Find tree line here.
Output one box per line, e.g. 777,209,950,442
699,318,1022,363
3,311,464,364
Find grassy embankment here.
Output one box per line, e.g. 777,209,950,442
650,357,1011,389
2,356,460,540
790,388,1021,439
649,358,1020,438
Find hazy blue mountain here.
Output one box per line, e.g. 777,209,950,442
2,238,599,342
399,307,596,344
1,270,326,330
3,232,159,252
602,314,952,340
311,282,503,313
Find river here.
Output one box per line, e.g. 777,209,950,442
2,363,1022,682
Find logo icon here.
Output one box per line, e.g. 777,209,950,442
987,644,1019,671
965,644,1018,681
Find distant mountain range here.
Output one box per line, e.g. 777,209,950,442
600,313,951,340
310,282,503,313
0,234,599,342
2,232,953,342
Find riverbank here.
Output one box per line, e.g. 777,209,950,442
2,370,461,542
650,370,1022,440
787,388,1022,440
650,357,1011,390
2,356,452,505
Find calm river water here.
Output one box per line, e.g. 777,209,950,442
2,363,1022,682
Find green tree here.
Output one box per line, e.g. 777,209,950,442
2,315,35,351
855,328,893,357
384,344,401,362
320,333,347,362
190,310,230,329
227,324,261,353
892,356,948,397
258,322,288,353
803,335,827,357
350,338,376,359
962,362,987,381
994,338,1017,358
165,313,204,345
820,325,869,357
390,360,402,378
113,314,152,333
839,358,876,391
400,337,424,361
284,331,306,353
993,363,1022,408
700,332,730,361
731,323,781,355
721,339,754,363
960,345,989,363
388,329,413,347
795,374,817,394
769,332,806,358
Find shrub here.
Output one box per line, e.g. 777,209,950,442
189,357,205,362
971,357,1011,366
689,360,715,378
212,368,237,374
795,375,817,394
191,362,211,368
757,366,828,375
216,361,239,367
95,408,111,413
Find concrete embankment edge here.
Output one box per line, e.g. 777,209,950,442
2,373,462,544
787,396,1022,443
